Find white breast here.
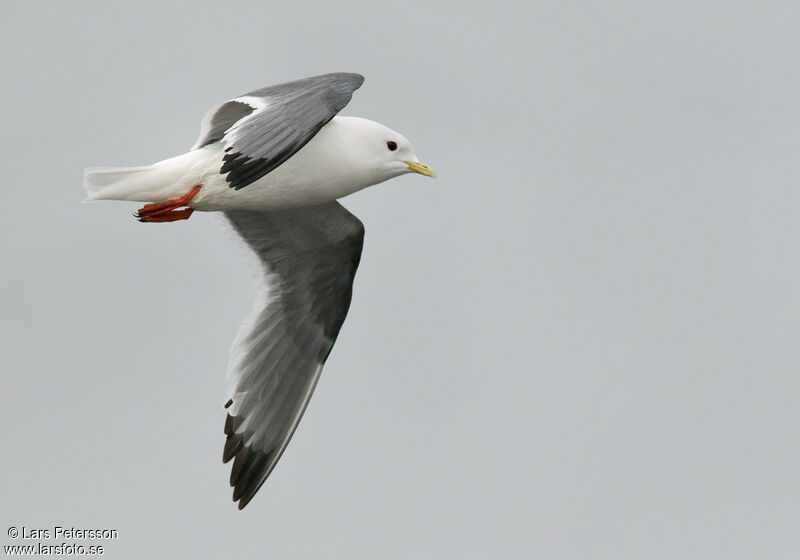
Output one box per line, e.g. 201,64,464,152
190,117,375,212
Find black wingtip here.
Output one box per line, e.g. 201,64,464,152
223,433,244,463
234,487,257,510
224,413,243,436
230,447,251,487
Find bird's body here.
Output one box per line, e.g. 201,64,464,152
86,116,417,211
84,72,434,509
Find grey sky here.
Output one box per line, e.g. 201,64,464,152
2,1,799,558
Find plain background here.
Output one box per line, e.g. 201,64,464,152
2,1,800,558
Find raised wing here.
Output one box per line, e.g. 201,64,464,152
193,72,364,190
222,202,365,509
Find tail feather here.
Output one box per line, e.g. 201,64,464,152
83,166,157,201
83,151,209,203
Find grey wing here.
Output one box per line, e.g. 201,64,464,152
193,72,364,191
222,202,365,509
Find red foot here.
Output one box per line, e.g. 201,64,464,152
138,208,195,222
136,185,202,223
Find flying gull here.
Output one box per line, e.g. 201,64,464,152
83,73,435,509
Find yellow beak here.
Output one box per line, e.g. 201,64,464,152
405,161,437,178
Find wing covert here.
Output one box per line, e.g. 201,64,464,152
199,73,364,190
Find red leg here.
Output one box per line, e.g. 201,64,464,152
138,208,195,223
136,185,202,223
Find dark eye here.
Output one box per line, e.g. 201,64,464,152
386,141,398,151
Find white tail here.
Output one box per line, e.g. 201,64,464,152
83,150,210,203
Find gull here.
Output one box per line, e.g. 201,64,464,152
83,73,435,509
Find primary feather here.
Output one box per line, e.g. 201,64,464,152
195,73,364,190
223,203,364,509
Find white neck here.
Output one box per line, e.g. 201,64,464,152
192,116,406,211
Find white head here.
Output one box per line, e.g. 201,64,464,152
335,117,436,187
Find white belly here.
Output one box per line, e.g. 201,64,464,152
189,117,372,212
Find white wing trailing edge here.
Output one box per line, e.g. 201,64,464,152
222,202,364,509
